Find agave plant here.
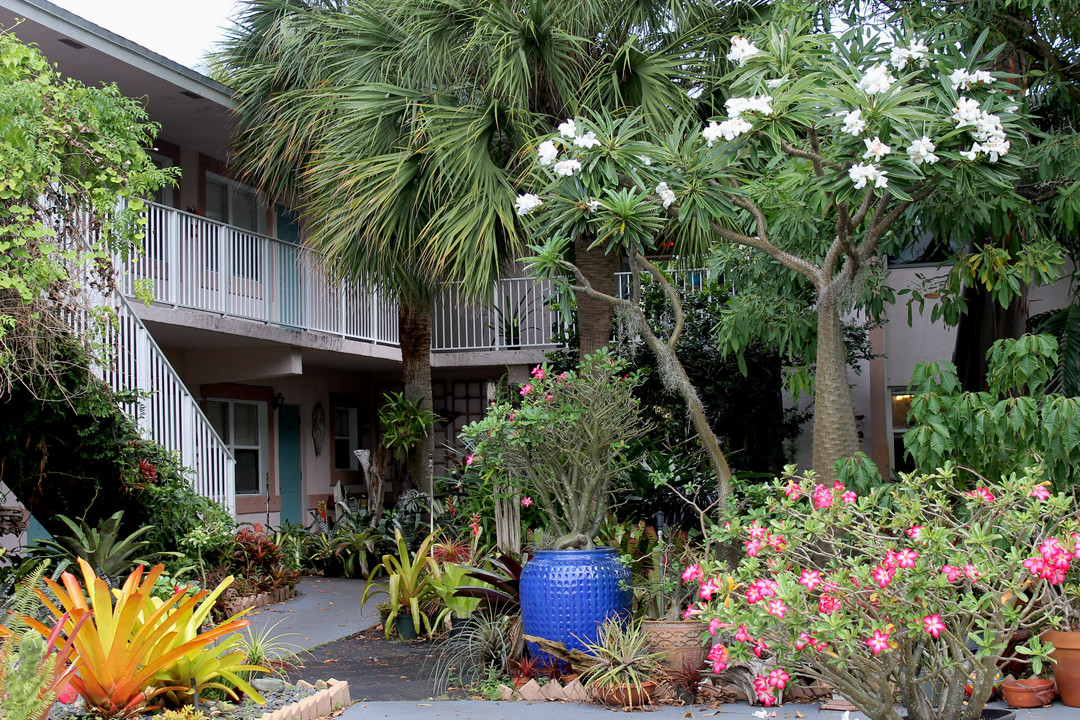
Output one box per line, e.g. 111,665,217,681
26,558,257,718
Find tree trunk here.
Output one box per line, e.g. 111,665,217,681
812,302,860,483
399,299,434,499
573,236,615,357
952,282,1027,392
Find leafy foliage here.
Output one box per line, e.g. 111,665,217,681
361,529,440,639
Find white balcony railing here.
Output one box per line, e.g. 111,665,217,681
125,203,563,352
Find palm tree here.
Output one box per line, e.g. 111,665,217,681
220,0,766,495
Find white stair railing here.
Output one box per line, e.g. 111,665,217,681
96,293,236,513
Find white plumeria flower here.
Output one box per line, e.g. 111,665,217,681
949,68,994,91
558,119,577,139
515,193,543,216
841,109,866,137
573,131,601,149
719,117,754,141
862,136,891,161
727,36,760,66
656,182,677,209
636,155,652,166
586,198,601,212
537,140,559,166
553,158,582,176
857,63,897,95
848,163,888,189
890,41,930,69
703,121,724,146
959,144,981,161
725,96,773,118
951,96,1009,160
982,136,1010,162
906,136,939,165
766,75,788,89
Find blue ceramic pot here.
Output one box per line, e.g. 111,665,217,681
520,548,632,662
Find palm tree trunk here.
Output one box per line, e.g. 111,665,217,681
573,236,615,356
399,298,434,499
812,302,860,483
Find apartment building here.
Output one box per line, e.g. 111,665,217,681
0,0,1071,536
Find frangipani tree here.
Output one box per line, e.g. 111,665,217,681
522,22,1058,482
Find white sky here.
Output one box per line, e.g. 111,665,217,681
50,0,243,72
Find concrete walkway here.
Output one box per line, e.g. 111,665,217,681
249,579,1079,720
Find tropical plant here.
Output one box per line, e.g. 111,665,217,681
522,21,1061,485
362,529,440,639
902,334,1080,496
333,526,380,579
236,619,307,681
460,350,650,549
430,610,519,695
577,618,666,704
142,576,268,708
429,562,486,623
455,554,524,615
0,565,86,720
26,559,258,718
378,391,440,462
24,511,174,583
695,464,1077,720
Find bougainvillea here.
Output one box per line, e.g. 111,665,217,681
693,464,1076,720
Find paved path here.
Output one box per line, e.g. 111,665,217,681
249,579,1079,720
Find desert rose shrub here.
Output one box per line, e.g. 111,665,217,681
689,464,1077,720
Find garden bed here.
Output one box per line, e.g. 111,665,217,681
224,585,298,614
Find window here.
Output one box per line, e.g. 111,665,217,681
889,389,915,473
887,227,965,267
206,399,268,495
205,173,265,234
147,151,173,207
333,407,359,471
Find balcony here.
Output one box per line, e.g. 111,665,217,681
124,203,565,354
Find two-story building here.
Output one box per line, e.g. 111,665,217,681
0,0,1072,540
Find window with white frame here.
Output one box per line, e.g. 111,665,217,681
889,388,916,473
205,172,265,234
206,399,268,495
333,406,359,471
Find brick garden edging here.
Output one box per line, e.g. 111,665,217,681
255,679,351,720
224,585,297,614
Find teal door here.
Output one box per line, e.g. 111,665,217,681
278,404,303,525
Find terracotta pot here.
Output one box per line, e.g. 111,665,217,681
1044,629,1080,707
641,619,707,673
590,680,657,707
1001,678,1055,708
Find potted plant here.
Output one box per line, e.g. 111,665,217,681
361,529,439,640
1043,579,1080,706
460,350,651,657
578,617,666,707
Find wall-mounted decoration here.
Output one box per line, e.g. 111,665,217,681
312,400,326,456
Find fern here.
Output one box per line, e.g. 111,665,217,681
0,564,64,720
1030,304,1080,396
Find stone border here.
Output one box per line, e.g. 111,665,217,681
256,679,351,720
224,585,297,614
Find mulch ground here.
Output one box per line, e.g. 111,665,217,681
287,625,456,701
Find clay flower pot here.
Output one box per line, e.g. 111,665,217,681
641,619,707,673
590,680,657,707
1044,629,1080,707
1001,678,1055,708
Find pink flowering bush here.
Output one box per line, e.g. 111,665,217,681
693,463,1077,720
459,350,649,549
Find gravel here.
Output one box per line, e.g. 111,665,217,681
48,681,321,720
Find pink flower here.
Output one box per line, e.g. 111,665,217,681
963,564,981,581
519,383,533,396
734,624,753,643
799,569,822,591
545,392,555,402
531,365,546,379
768,669,790,689
747,521,768,540
1030,485,1051,500
682,564,704,583
521,496,533,507
872,564,895,588
708,644,729,670
783,481,802,499
465,454,476,466
812,483,834,510
818,593,840,614
941,565,963,582
923,613,945,638
752,639,770,658
795,632,813,650
766,599,787,618
896,548,918,569
749,578,779,599
57,683,78,704
709,618,726,636
964,487,995,502
744,538,766,557
906,525,923,540
699,577,721,600
682,605,703,619
841,490,858,504
866,629,891,655
767,534,786,550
